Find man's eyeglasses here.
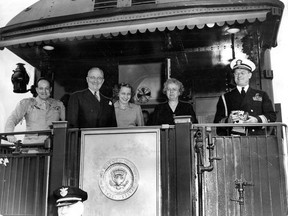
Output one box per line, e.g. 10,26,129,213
234,71,249,77
88,76,104,82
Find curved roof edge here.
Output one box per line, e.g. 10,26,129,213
4,0,284,27
0,1,284,49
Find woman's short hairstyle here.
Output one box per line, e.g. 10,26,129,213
163,78,184,95
113,82,135,102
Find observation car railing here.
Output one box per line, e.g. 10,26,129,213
0,121,287,216
192,122,288,216
0,129,52,216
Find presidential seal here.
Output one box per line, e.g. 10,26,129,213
98,158,139,201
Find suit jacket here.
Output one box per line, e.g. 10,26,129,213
214,87,276,135
67,89,117,128
151,100,198,125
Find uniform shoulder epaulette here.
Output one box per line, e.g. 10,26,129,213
20,97,36,104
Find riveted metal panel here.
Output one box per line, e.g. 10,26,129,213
203,135,287,216
0,148,49,216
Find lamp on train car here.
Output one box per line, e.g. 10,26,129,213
11,63,30,93
225,27,240,60
226,27,240,34
43,45,54,51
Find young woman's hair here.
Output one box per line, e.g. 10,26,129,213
113,82,135,102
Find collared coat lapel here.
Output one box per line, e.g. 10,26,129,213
67,89,117,128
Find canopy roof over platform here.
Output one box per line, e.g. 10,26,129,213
0,0,284,49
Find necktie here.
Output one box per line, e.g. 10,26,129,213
94,92,100,101
44,101,49,110
241,87,246,98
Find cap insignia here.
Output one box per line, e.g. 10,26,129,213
236,60,242,65
60,187,68,197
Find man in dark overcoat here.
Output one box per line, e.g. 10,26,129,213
67,67,117,128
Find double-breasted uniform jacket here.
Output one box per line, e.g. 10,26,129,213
214,87,276,135
67,89,117,128
151,100,198,125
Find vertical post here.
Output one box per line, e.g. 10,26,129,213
48,121,68,215
161,127,177,216
174,116,195,216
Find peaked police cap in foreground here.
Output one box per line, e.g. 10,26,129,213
53,186,88,207
230,58,256,72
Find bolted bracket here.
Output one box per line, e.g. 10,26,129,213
230,179,254,205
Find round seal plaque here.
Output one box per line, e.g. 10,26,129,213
98,158,139,201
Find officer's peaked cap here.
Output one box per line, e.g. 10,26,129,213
53,186,88,207
230,58,256,72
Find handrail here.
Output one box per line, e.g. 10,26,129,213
191,122,287,128
0,129,53,155
0,129,52,136
192,121,288,216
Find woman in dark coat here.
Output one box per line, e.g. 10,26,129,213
151,78,198,125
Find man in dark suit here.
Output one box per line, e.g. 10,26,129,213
67,67,117,128
214,58,276,135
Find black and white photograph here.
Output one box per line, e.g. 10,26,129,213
0,0,287,215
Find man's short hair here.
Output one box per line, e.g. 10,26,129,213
36,77,52,87
87,67,104,77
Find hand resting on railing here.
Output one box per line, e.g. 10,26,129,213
6,135,17,143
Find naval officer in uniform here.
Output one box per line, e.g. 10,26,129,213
53,186,88,216
214,58,276,135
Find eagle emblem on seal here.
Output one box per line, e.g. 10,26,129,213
99,158,139,201
109,168,129,190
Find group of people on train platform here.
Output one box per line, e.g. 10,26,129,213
4,57,277,143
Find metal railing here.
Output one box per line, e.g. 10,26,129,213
0,122,287,216
0,129,53,216
192,122,288,216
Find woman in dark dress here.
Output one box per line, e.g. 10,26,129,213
151,78,198,125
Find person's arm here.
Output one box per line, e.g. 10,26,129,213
109,100,117,127
67,94,79,128
214,96,228,123
5,99,28,142
188,103,198,123
214,95,234,136
151,105,160,125
135,105,144,126
261,92,277,122
59,101,66,121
